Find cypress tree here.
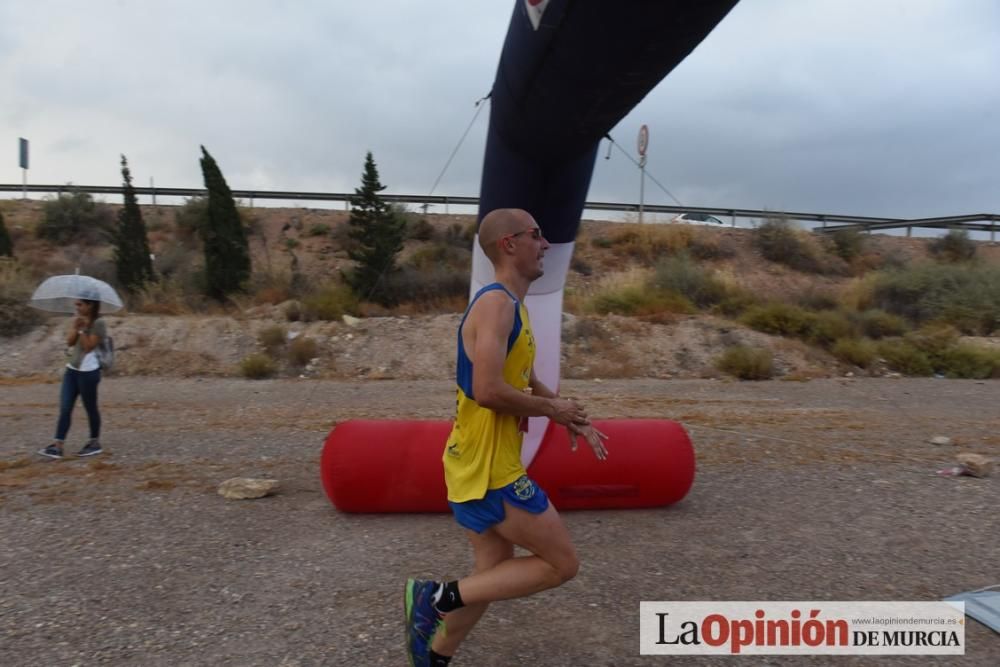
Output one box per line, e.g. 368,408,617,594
0,210,12,257
113,155,155,291
199,146,250,299
345,152,406,305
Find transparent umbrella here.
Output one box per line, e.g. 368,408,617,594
29,274,124,314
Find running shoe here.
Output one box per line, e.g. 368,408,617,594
404,578,442,666
77,440,103,457
37,444,64,459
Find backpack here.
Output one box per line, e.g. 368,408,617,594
96,334,115,372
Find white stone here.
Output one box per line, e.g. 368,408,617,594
929,436,952,446
218,477,280,500
956,453,993,478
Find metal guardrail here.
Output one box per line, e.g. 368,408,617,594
1,183,997,239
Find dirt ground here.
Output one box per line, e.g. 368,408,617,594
1,376,998,666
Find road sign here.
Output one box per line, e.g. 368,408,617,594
637,125,649,157
18,138,29,169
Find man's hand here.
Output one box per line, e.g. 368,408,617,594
548,397,588,427
72,316,87,330
567,423,609,461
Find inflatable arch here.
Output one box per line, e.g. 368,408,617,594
322,0,739,512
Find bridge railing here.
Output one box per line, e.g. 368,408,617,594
1,184,996,240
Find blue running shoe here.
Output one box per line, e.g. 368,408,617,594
404,578,442,667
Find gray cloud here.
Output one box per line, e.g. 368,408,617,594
1,0,997,221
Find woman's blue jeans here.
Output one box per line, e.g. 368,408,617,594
54,368,101,442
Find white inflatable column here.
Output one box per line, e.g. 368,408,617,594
471,237,575,467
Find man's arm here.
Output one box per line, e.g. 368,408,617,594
469,292,585,425
527,329,609,460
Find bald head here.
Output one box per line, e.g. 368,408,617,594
478,208,536,263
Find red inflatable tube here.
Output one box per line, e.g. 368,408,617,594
320,419,695,513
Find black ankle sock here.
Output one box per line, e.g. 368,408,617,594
428,649,452,666
433,580,464,613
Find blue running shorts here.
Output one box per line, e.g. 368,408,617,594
449,475,550,533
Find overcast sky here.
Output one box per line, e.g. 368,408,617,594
1,0,998,220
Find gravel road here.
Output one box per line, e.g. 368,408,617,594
1,377,998,666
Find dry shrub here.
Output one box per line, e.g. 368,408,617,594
131,280,195,315
808,310,857,349
257,325,286,352
0,259,46,337
301,284,358,321
587,286,694,317
877,339,933,376
607,224,691,265
715,346,774,380
740,302,815,338
391,294,468,316
288,336,318,366
839,275,878,312
831,337,877,368
872,263,1000,334
688,229,737,260
239,353,277,379
858,309,908,339
928,229,976,263
754,218,847,275
383,264,469,304
651,254,727,308
935,343,1000,379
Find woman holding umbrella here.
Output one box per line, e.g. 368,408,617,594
38,299,107,459
30,273,121,460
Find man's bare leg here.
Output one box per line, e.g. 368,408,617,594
456,502,579,605
431,530,514,656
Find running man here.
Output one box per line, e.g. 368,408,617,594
404,208,609,666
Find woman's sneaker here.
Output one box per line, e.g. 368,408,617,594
38,444,64,459
77,440,102,457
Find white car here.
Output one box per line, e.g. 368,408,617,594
670,212,726,226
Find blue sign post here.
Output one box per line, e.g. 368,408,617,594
18,138,29,199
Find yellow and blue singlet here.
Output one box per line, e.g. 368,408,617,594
443,283,536,503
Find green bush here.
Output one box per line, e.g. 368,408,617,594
173,196,208,247
831,337,876,368
808,310,857,348
928,229,976,263
587,286,695,316
37,190,114,245
753,218,830,274
716,346,774,380
288,336,318,366
650,254,727,309
740,302,816,338
935,343,1000,379
302,284,359,320
877,339,933,376
872,263,1000,334
240,353,277,379
858,309,908,339
830,228,866,262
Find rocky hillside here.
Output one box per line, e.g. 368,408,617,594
1,197,998,381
